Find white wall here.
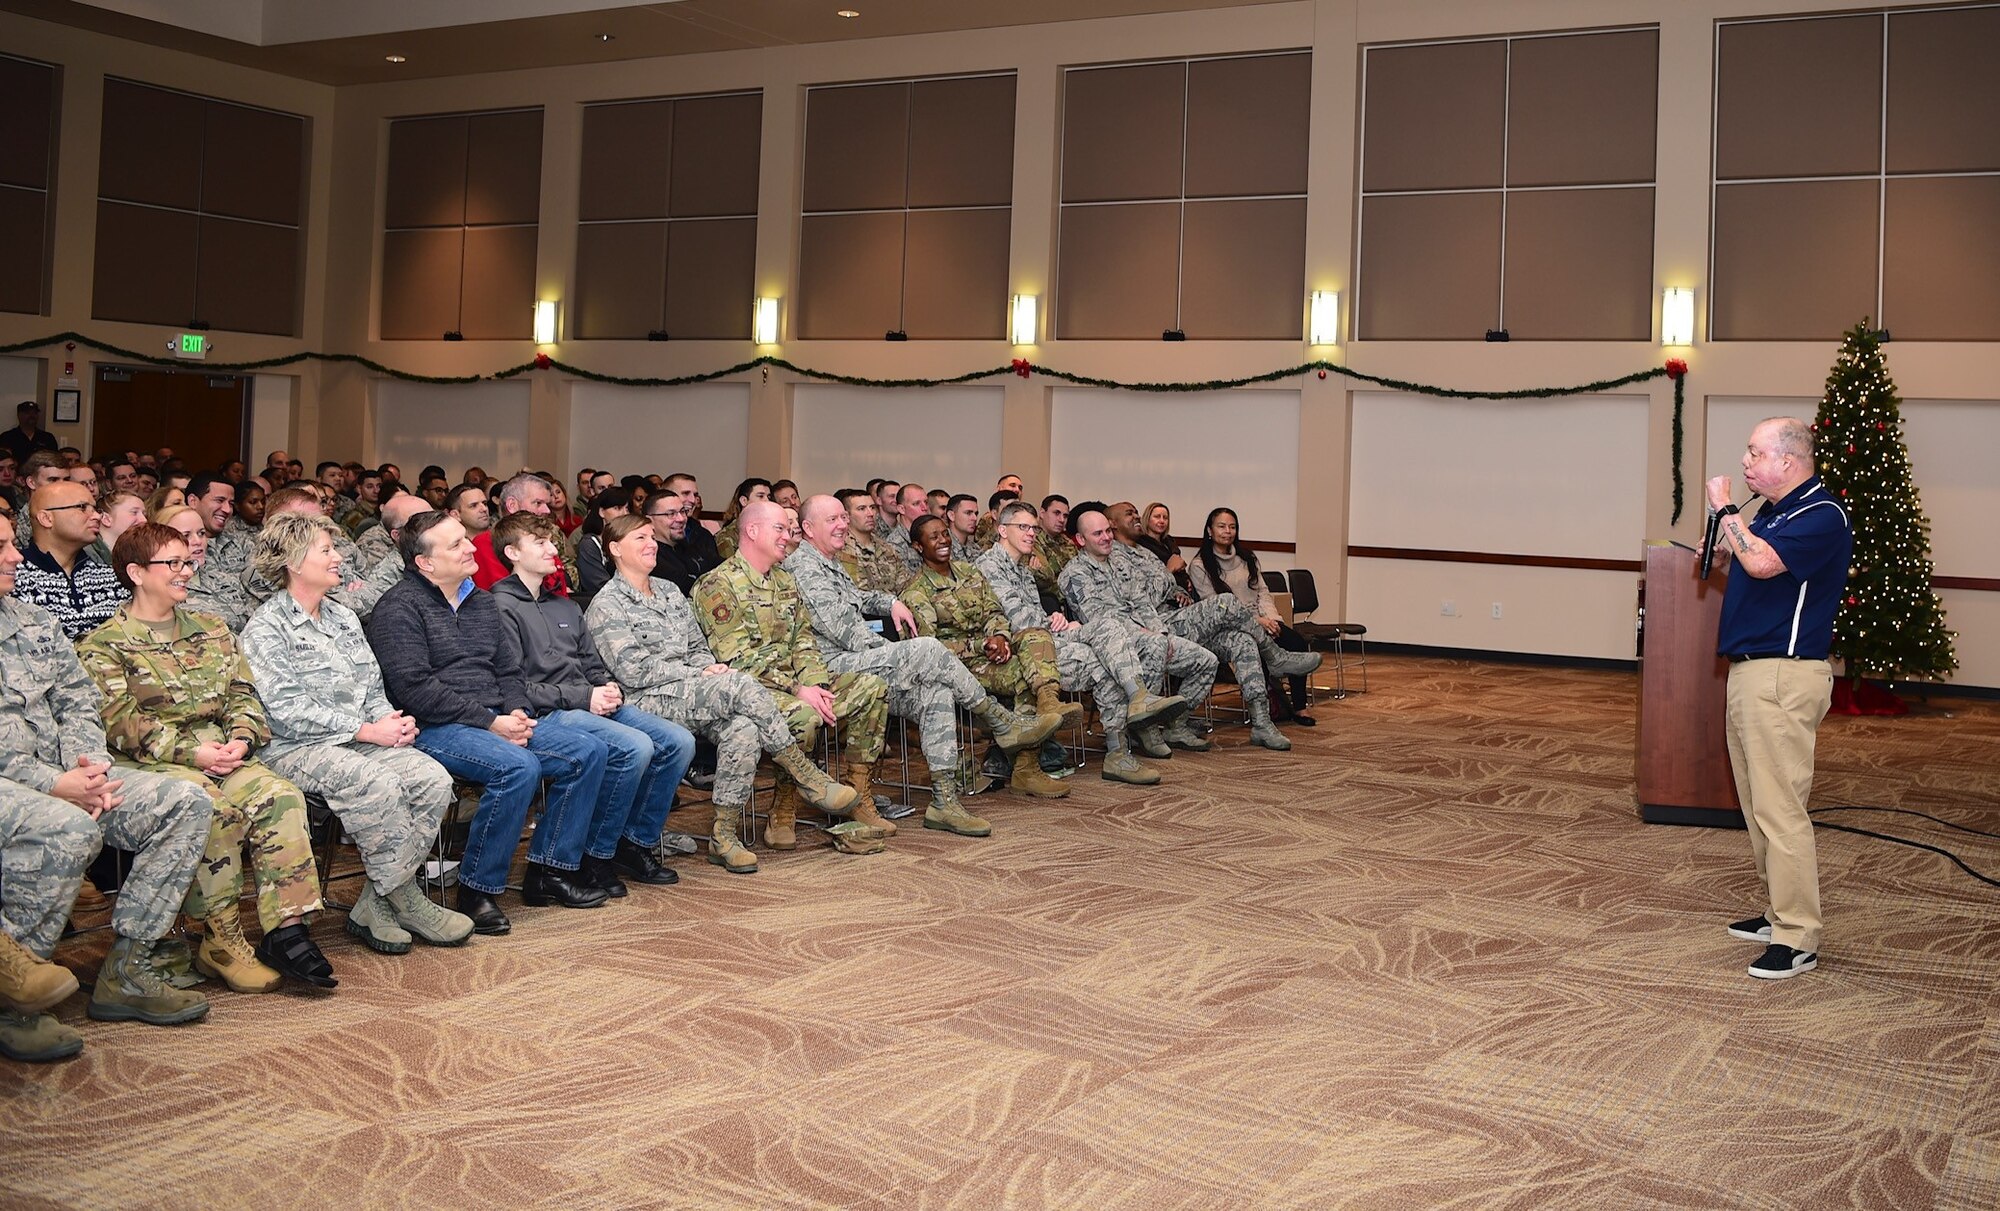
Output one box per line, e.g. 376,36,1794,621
1346,391,1650,658
1706,395,2000,688
1049,387,1300,567
0,356,38,404
568,382,749,495
371,380,531,482
790,384,1003,500
249,374,294,465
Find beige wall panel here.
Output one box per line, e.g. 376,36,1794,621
1347,559,1640,660
1887,7,2000,174
0,189,47,315
97,78,202,210
1884,177,2000,341
1502,187,1654,341
90,200,197,325
1712,179,1878,341
669,92,761,218
373,379,530,484
1055,201,1180,340
200,101,304,225
1361,41,1506,192
1357,191,1501,340
458,224,537,340
803,83,909,212
568,382,749,489
464,109,542,226
384,116,467,228
1180,197,1307,339
378,227,463,340
1060,62,1185,204
1715,16,1880,180
664,217,756,340
908,75,1016,209
195,215,298,336
902,208,1010,340
791,384,1002,500
797,210,905,339
0,57,56,190
578,100,671,221
573,221,665,339
1507,29,1658,187
1185,52,1311,199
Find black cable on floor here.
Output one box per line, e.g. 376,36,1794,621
1807,806,2000,890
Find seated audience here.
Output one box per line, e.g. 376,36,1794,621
1138,502,1194,596
93,491,148,566
368,511,612,936
647,482,718,596
712,477,771,561
572,487,633,605
835,488,911,596
770,479,801,513
470,473,571,596
882,483,930,571
78,523,336,992
154,505,243,631
944,494,982,563
0,512,214,1060
11,481,124,642
144,483,185,519
1188,507,1315,727
240,513,475,955
489,513,695,895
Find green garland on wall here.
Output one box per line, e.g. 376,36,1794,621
0,331,1689,518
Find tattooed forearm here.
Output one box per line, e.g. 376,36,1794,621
1724,519,1750,553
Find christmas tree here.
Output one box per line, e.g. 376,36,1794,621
1812,320,1956,687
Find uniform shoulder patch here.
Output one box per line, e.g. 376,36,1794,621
710,602,732,624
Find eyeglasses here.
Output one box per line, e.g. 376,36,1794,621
146,558,196,572
44,503,99,515
1000,521,1037,531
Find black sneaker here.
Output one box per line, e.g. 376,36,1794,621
1748,943,1817,980
1727,915,1773,943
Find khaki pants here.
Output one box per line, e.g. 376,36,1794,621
1724,658,1834,953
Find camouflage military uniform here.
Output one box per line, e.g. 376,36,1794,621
183,563,254,633
1031,528,1080,601
354,523,398,571
838,530,913,598
786,540,1002,775
979,545,1150,739
972,513,1000,552
881,522,922,572
1060,549,1217,710
712,518,741,562
900,561,1060,704
240,591,453,896
205,520,257,587
0,598,211,955
588,574,804,811
77,605,323,933
336,497,380,540
693,555,887,768
949,534,982,566
241,526,386,623
1112,542,1267,712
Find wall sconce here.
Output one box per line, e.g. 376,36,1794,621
1661,287,1695,347
1009,294,1038,346
1308,290,1340,346
753,296,781,345
532,300,558,345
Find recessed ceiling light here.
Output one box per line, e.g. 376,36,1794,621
385,54,407,63
596,33,615,42
837,9,860,17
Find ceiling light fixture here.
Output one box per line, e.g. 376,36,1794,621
384,54,407,63
837,9,860,17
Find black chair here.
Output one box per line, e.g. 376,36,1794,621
1262,570,1289,596
1286,568,1367,697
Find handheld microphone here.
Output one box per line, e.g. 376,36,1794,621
1700,492,1761,579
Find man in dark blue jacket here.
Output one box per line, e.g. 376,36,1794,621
367,511,610,937
489,513,694,897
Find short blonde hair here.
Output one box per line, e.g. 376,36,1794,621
253,511,342,589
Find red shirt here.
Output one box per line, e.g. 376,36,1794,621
472,528,571,597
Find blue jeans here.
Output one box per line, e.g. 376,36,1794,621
543,707,696,859
414,719,608,893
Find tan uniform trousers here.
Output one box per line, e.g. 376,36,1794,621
1724,657,1833,953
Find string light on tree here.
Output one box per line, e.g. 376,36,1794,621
1812,319,1956,706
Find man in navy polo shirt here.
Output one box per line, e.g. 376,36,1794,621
1706,416,1852,981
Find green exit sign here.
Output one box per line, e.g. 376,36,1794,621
176,333,207,360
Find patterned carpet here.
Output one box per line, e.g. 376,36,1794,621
8,655,1999,1209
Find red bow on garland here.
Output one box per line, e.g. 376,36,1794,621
1664,358,1689,380
1010,358,1033,378
533,352,553,370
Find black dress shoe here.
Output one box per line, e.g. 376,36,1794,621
613,839,680,886
255,922,338,989
520,863,610,909
579,854,629,898
455,888,512,936
1291,712,1317,727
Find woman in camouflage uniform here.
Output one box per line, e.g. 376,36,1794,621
76,523,337,993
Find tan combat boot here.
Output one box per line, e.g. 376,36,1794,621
973,697,1063,756
1033,683,1085,729
192,907,282,994
770,746,861,815
87,936,209,1025
765,781,800,850
0,1008,83,1063
923,772,992,837
1009,749,1070,799
0,930,79,1014
844,760,897,836
1247,698,1292,751
706,803,760,873
1100,745,1162,786
1123,687,1187,732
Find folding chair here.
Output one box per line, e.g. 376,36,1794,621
1286,568,1367,697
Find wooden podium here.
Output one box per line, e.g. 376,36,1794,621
1635,541,1743,827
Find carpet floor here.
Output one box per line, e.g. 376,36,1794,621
7,655,1999,1209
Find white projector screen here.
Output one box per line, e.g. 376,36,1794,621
373,380,530,483
569,382,750,494
791,384,1003,500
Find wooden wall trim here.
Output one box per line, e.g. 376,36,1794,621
1347,545,1642,573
